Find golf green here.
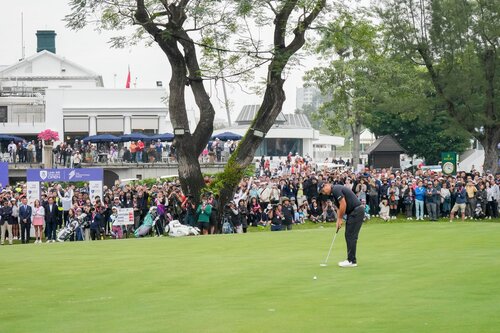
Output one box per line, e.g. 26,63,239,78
2,222,499,333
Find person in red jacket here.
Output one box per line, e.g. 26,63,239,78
136,140,145,163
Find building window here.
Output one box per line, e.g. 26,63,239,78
264,138,302,156
0,106,7,122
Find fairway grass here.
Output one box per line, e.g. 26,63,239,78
2,222,500,333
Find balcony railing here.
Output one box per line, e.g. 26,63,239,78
0,104,45,124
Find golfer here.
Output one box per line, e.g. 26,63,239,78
321,183,364,267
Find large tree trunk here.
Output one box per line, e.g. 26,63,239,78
479,126,500,174
213,0,326,218
217,78,286,217
135,2,213,203
351,122,361,166
176,138,205,198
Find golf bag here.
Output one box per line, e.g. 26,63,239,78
165,220,200,237
57,213,87,242
474,204,485,220
134,207,159,237
221,215,234,234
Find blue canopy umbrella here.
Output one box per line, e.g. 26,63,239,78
0,134,25,143
150,133,174,142
82,134,121,143
211,131,243,141
119,132,151,142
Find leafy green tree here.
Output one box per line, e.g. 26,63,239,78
304,13,379,165
363,54,471,164
379,0,500,173
66,0,326,204
305,11,470,165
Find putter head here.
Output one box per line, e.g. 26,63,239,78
319,263,328,267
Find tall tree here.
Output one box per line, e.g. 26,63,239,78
379,0,500,173
66,0,325,202
365,57,471,164
215,0,326,211
304,13,379,165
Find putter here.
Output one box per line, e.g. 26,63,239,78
320,226,340,267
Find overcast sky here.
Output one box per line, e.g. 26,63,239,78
0,1,316,120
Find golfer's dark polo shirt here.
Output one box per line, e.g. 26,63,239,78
331,185,361,215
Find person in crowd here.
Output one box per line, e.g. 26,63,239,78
402,183,414,220
450,181,467,222
281,197,295,230
440,182,451,218
196,196,212,235
10,198,20,240
379,198,390,221
387,181,400,220
8,141,17,163
136,140,145,163
19,197,32,244
465,179,477,219
308,198,323,223
44,197,58,243
238,199,249,233
0,200,13,245
486,180,499,219
425,181,438,221
323,199,336,222
32,199,45,243
414,180,426,221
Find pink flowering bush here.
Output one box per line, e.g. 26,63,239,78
38,129,59,142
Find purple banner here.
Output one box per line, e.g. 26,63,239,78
26,168,103,182
0,162,8,188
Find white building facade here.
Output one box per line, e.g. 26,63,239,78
0,31,169,143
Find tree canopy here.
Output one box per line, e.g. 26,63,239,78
378,0,499,173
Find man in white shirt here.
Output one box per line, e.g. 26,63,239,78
7,141,17,163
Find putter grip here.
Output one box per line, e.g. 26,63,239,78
336,226,340,234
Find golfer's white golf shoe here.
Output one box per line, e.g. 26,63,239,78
338,260,358,268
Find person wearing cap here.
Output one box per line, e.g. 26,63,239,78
450,181,467,222
321,183,364,268
425,181,438,221
465,180,477,219
281,197,295,230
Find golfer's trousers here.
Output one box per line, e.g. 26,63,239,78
345,206,364,264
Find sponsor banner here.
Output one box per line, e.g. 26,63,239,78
27,181,40,206
441,152,457,176
89,181,103,203
0,161,8,188
115,208,135,225
27,168,103,182
357,164,365,174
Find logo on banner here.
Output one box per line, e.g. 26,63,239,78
69,170,76,180
39,170,48,180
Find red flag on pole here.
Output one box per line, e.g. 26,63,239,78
126,66,131,88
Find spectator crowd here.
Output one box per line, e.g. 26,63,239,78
1,153,499,245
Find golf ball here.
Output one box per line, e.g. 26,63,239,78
313,276,317,280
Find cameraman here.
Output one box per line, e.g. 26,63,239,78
450,181,466,222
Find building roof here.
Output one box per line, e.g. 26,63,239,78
0,50,103,86
235,105,286,124
364,135,405,154
313,135,344,147
283,114,312,129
